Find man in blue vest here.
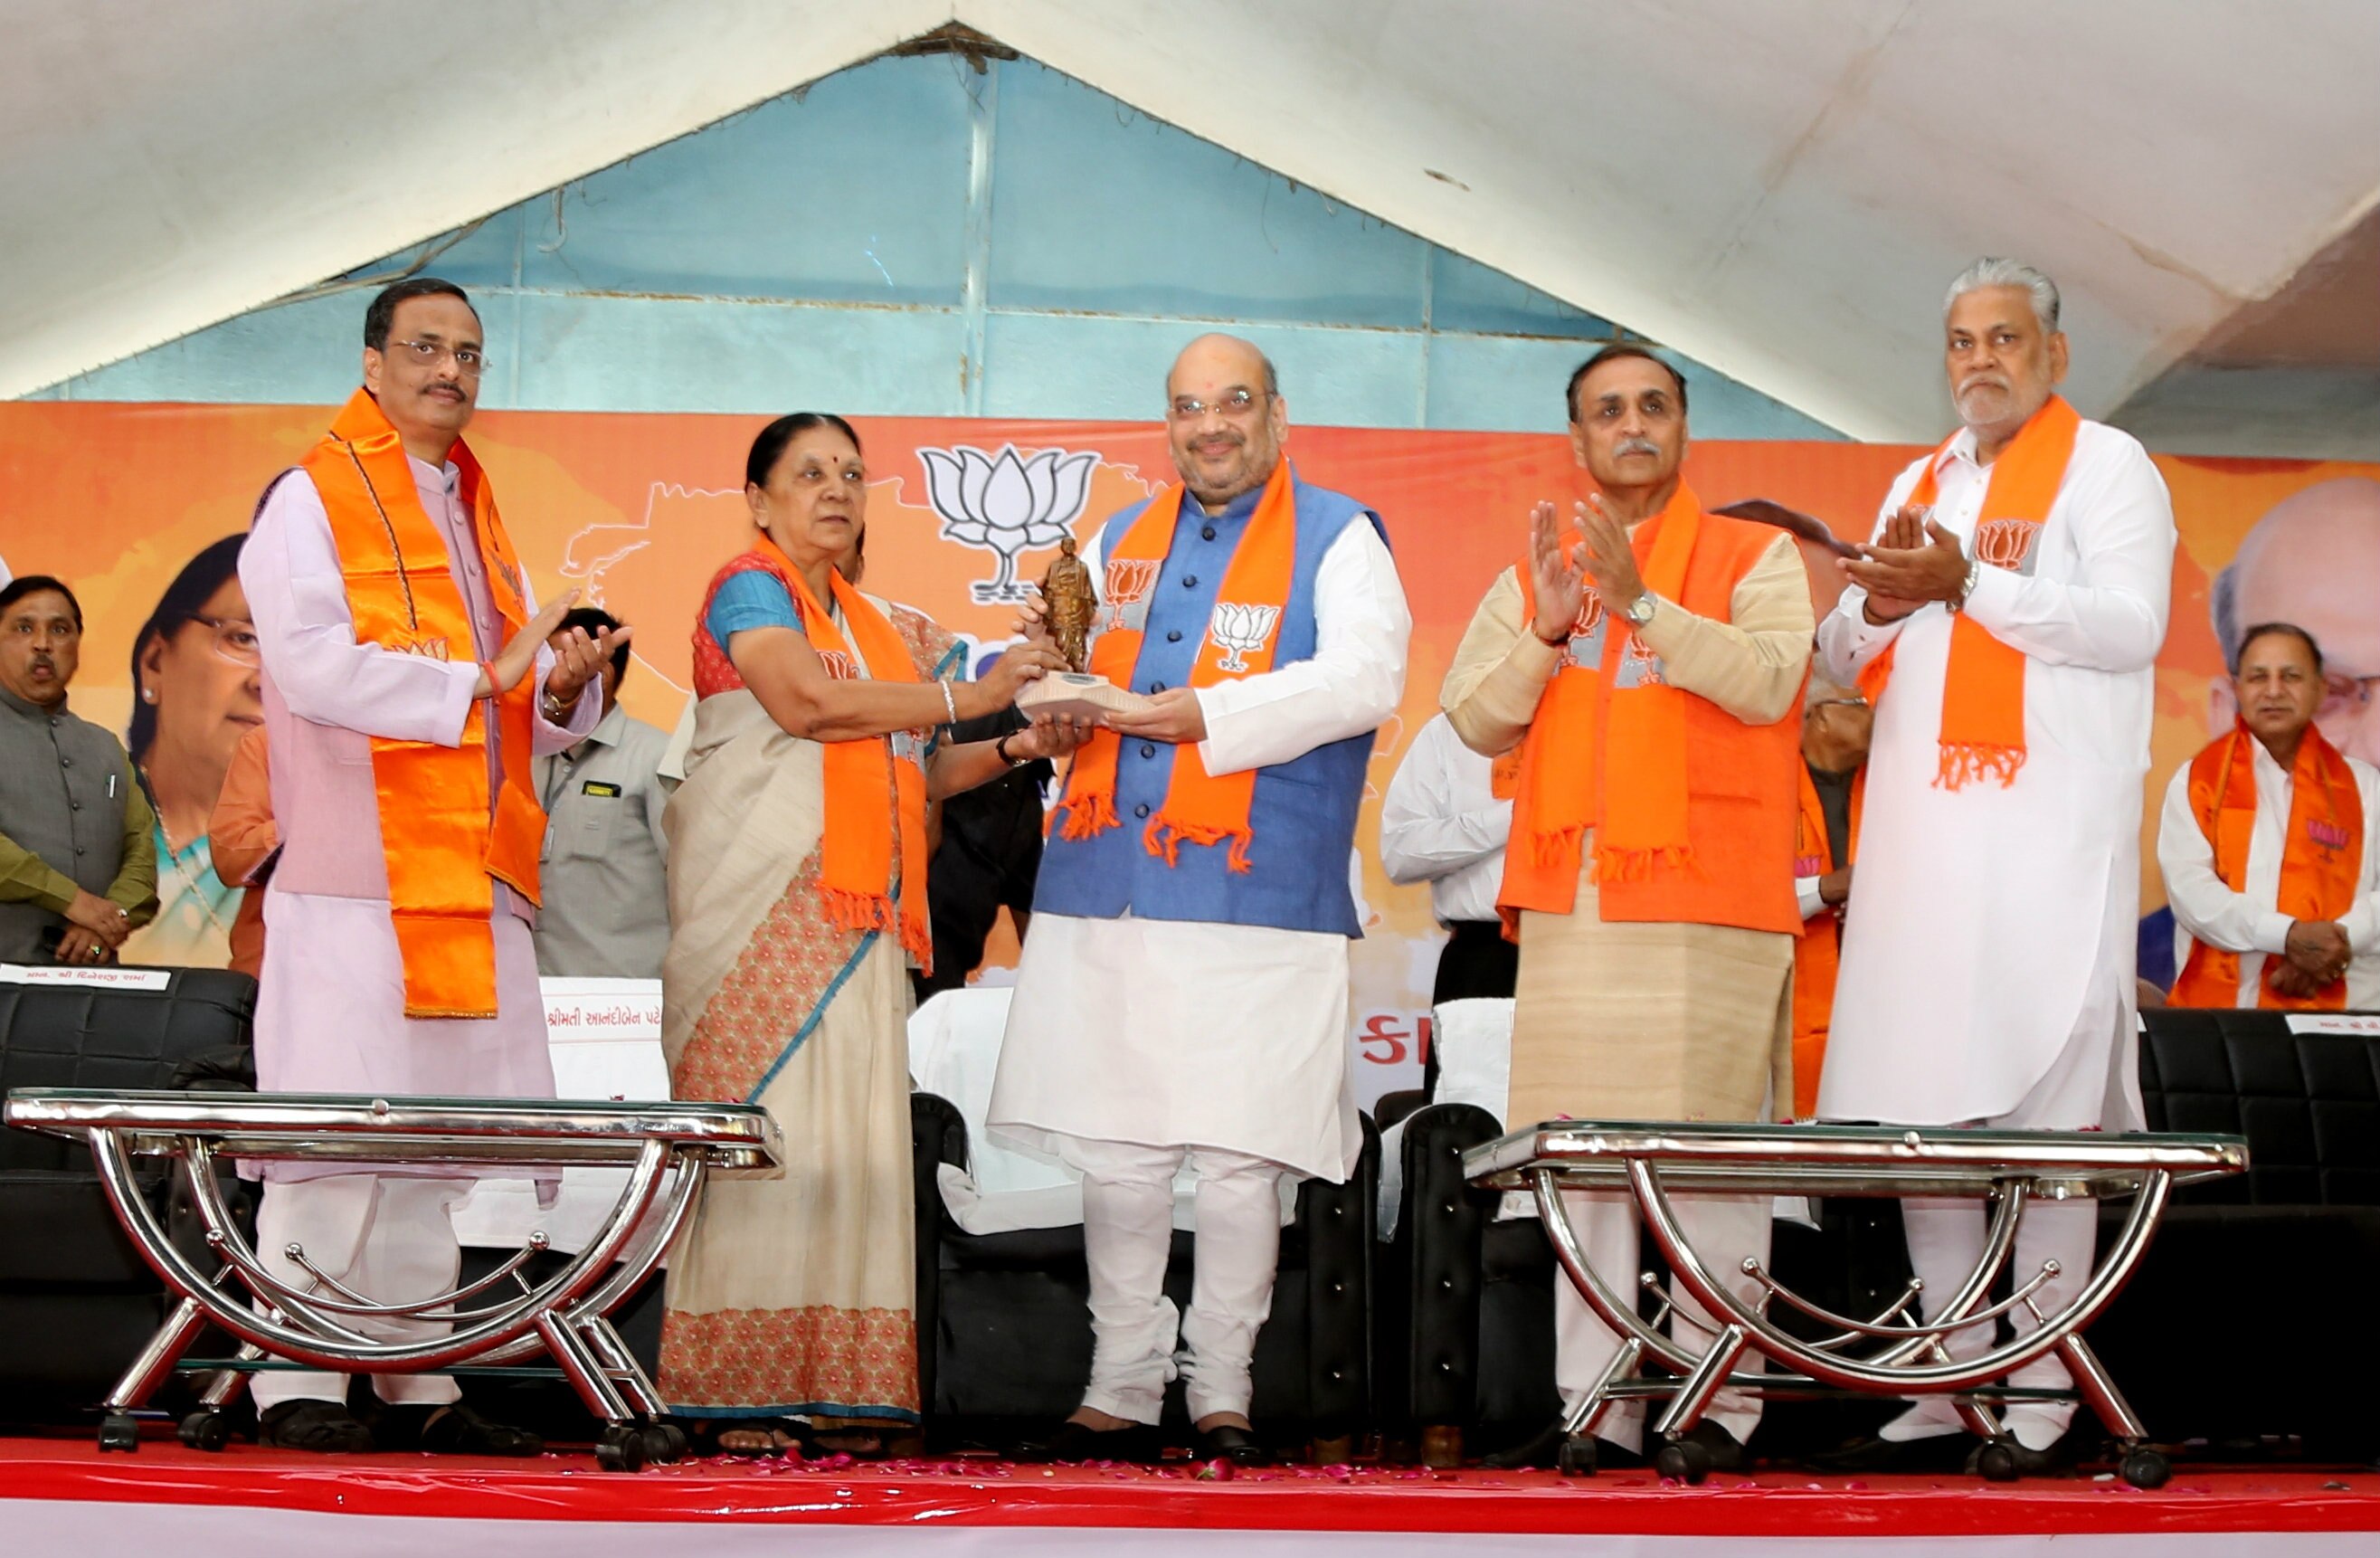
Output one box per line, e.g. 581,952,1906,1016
991,334,1411,1467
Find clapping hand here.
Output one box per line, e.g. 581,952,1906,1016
1843,505,1966,620
1572,496,1646,610
1527,500,1590,644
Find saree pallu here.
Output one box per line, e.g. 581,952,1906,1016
655,604,959,1424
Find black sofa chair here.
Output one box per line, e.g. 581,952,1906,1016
2090,1006,2380,1454
910,1090,1377,1460
0,966,257,1420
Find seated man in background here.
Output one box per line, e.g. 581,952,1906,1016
2161,622,2379,1011
0,575,158,964
534,606,672,980
1791,679,1871,1117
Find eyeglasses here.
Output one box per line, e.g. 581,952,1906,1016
185,614,261,668
1169,389,1269,422
385,338,489,375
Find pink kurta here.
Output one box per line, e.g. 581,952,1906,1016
241,454,596,1175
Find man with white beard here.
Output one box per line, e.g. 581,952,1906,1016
1815,259,2176,1473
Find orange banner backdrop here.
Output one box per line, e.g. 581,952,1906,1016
4,402,2375,1105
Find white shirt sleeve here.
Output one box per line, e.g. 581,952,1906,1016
2156,764,2294,955
242,470,480,745
1193,518,1413,776
1380,716,1512,885
1796,875,1826,923
2347,759,2380,954
1958,434,2176,673
1815,464,1921,686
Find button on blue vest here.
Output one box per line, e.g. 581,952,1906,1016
1034,473,1382,936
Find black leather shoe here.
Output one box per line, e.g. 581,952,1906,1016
1009,1419,1161,1464
1483,1420,1636,1474
1653,1421,1748,1481
259,1398,375,1454
1194,1423,1271,1468
376,1401,544,1458
1968,1431,2078,1481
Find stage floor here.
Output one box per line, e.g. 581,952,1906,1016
5,1435,2379,1555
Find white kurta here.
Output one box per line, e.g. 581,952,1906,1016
1379,711,1511,926
243,456,595,1118
2157,744,2380,1009
1815,419,2175,1126
990,511,1411,1182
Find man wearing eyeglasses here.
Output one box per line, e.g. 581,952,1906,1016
991,333,1410,1468
234,278,626,1457
0,575,159,964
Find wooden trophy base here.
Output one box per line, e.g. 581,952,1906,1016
1018,671,1153,722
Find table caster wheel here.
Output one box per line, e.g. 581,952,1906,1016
1974,1439,2022,1483
1555,1433,1598,1477
2120,1448,2170,1489
642,1423,687,1464
1655,1439,1712,1485
97,1413,140,1453
178,1411,230,1452
595,1424,648,1472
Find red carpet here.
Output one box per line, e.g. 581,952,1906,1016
4,1434,2377,1554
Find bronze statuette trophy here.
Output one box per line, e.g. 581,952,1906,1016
1018,537,1152,720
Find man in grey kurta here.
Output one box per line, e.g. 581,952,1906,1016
0,575,157,964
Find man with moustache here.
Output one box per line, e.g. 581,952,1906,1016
237,277,627,1455
2209,478,2380,766
1816,260,2176,1472
0,576,158,964
991,334,1410,1467
1444,344,1813,1476
2161,623,2380,1011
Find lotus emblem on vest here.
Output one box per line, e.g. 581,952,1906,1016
918,443,1099,604
1207,603,1281,673
1974,517,2039,571
1103,558,1162,630
816,649,856,680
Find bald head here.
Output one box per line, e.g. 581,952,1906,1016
2214,476,2380,763
1165,333,1287,508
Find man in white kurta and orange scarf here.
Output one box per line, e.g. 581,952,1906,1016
991,335,1410,1468
1816,260,2176,1473
2160,622,2380,1010
238,278,623,1455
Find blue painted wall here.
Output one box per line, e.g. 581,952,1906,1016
33,55,1839,441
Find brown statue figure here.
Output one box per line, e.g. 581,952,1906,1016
1041,537,1099,672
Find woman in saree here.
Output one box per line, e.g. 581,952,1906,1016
658,413,1085,1456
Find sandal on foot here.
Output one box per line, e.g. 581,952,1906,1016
259,1399,375,1454
688,1418,803,1458
377,1401,544,1458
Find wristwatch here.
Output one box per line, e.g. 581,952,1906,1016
542,688,575,723
1622,591,1658,628
1946,555,1983,614
994,731,1026,768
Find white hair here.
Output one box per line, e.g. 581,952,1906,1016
1944,258,2061,336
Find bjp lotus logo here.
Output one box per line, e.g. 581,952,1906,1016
918,444,1098,604
1207,602,1280,673
1974,517,2041,572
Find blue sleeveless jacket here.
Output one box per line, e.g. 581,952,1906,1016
1033,471,1382,936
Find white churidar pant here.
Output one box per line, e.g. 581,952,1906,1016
1057,1136,1286,1425
1554,1189,1770,1451
250,1173,472,1410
